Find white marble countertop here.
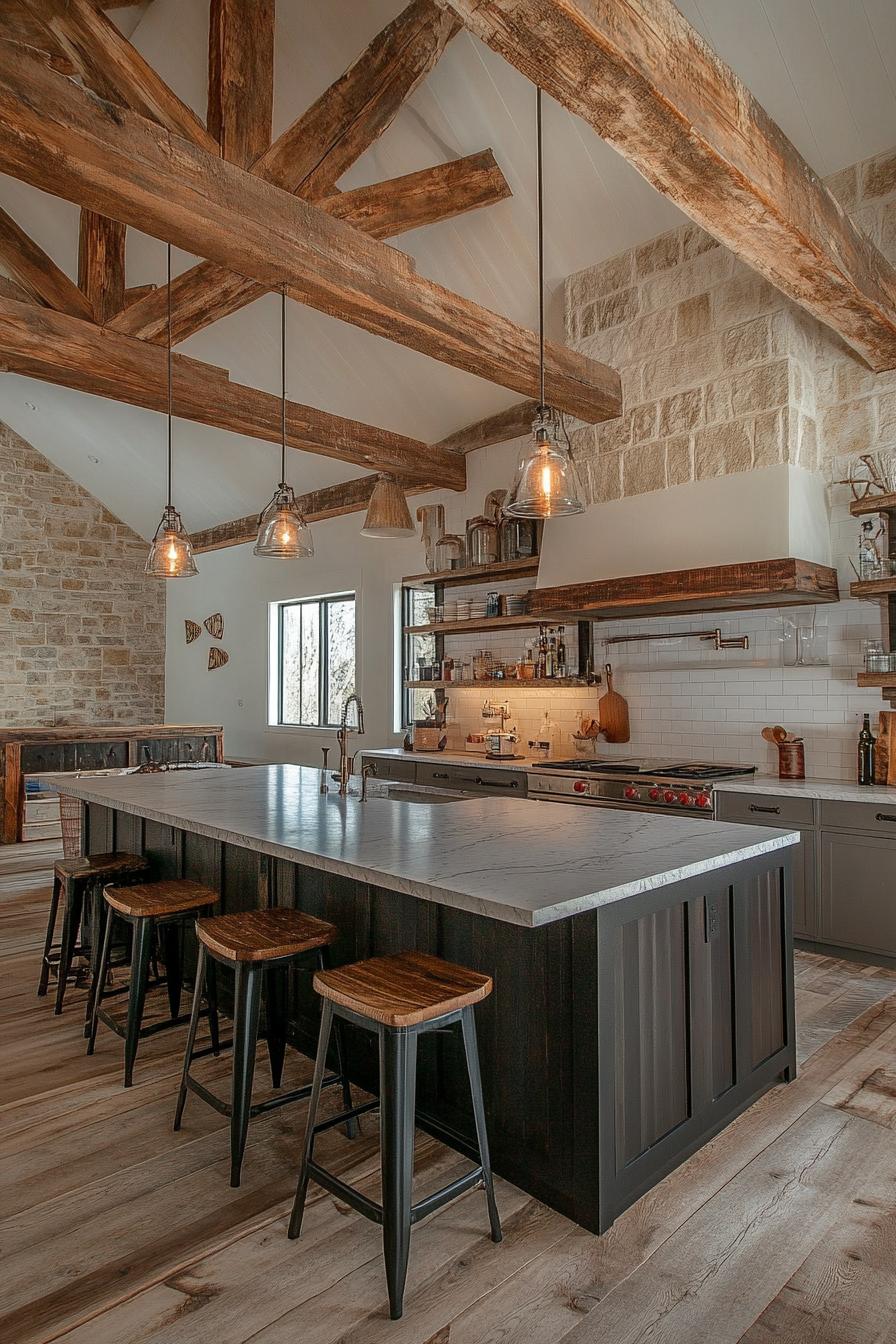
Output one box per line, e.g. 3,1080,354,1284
57,764,798,928
362,747,542,771
714,775,896,804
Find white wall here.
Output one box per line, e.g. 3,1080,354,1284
164,442,524,763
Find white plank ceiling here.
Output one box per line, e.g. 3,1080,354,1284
0,0,894,536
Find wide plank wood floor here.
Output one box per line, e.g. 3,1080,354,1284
3,844,896,1342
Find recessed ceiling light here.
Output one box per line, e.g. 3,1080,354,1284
88,454,100,464
24,401,36,411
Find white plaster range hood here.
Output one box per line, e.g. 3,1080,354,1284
531,464,839,621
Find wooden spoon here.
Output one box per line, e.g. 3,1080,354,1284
761,726,788,745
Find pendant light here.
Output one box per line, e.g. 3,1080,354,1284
145,243,198,578
361,473,415,538
504,87,585,520
254,287,313,558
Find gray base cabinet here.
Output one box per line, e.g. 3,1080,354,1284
820,829,896,958
363,754,527,799
714,791,816,939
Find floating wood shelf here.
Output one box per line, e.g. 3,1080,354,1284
850,578,896,599
406,677,595,690
402,557,539,587
849,493,896,517
529,558,840,621
857,673,896,689
405,614,545,636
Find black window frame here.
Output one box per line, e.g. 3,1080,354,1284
277,592,356,729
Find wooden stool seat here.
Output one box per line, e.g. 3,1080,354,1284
313,950,492,1028
105,878,219,920
196,908,337,963
54,851,149,883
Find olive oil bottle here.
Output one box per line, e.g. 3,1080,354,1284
858,712,876,786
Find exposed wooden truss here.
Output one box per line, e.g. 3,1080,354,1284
0,205,93,320
442,0,896,372
112,0,464,347
0,296,466,489
78,210,125,322
0,40,621,422
435,400,539,454
110,152,513,344
207,0,274,168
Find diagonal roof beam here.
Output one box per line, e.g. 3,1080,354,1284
28,0,219,153
207,0,274,167
0,204,94,319
112,151,513,343
441,0,896,372
110,0,461,346
0,295,466,488
0,42,620,421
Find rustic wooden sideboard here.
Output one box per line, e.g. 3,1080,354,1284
0,724,223,844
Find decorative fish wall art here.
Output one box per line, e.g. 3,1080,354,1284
208,647,229,671
204,613,224,640
185,619,202,644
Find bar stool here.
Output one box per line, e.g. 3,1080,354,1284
288,950,502,1320
87,878,219,1086
37,852,150,1014
174,908,357,1188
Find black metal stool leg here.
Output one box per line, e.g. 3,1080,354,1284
174,943,207,1131
206,953,220,1056
460,1007,502,1243
37,872,63,997
264,962,288,1089
87,903,114,1055
160,921,184,1020
380,1026,418,1321
288,999,334,1240
123,916,154,1087
316,947,357,1139
230,961,263,1187
54,878,84,1014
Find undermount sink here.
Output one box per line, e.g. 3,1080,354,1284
379,787,470,805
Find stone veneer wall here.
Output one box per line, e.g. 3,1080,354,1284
0,422,165,726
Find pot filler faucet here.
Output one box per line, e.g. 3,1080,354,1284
334,693,365,796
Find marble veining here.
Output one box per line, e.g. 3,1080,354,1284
715,775,896,804
57,765,799,928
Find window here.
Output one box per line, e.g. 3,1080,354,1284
401,585,436,729
277,594,356,728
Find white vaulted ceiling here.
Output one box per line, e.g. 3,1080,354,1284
0,0,894,536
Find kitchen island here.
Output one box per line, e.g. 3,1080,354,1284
59,764,799,1234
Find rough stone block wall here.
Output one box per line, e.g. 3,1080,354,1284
564,144,896,501
0,422,165,726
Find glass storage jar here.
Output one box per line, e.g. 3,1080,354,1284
433,533,465,571
499,515,538,562
466,516,500,567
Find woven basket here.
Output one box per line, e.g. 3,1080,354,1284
59,795,82,859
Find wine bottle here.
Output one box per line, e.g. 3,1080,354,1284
858,712,876,785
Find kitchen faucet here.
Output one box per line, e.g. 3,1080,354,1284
334,693,365,795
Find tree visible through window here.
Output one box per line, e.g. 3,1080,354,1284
279,594,356,727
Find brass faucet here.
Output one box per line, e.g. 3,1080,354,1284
361,760,377,801
334,693,365,795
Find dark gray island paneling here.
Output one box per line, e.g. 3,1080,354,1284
74,767,796,1235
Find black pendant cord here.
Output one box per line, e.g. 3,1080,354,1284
280,285,287,486
536,85,545,413
166,242,173,510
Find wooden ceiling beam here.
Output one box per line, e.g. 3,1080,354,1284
78,210,125,322
0,296,466,489
190,475,437,553
27,0,219,154
207,0,274,168
434,399,539,454
113,0,462,347
0,204,94,320
441,0,896,371
320,151,512,239
0,44,619,421
110,151,513,342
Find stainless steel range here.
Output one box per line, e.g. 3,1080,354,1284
528,759,757,815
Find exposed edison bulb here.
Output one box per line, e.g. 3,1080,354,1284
146,507,198,578
254,486,313,557
503,415,585,518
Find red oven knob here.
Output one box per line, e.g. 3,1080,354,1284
678,792,693,806
696,792,712,810
648,787,660,801
624,786,640,801
663,790,676,803
573,779,588,794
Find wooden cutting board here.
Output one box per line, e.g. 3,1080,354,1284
876,711,896,786
600,663,630,743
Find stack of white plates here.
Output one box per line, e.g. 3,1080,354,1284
504,594,527,615
469,601,488,620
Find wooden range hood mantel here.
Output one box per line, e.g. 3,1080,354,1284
529,558,840,623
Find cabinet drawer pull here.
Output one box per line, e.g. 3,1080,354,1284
475,777,520,789
876,812,896,823
432,770,449,780
749,804,780,815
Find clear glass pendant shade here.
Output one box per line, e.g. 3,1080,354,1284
503,413,585,518
361,474,415,537
145,504,198,578
254,483,314,557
